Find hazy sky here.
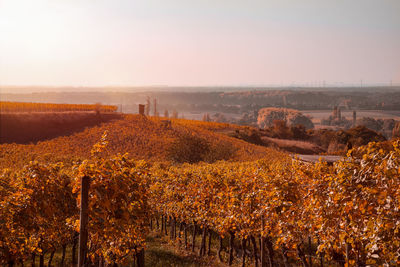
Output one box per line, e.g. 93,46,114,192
1,0,400,87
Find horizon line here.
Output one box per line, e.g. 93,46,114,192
1,83,400,89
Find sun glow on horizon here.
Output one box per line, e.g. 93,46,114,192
1,0,400,87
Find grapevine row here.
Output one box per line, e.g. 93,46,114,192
0,101,117,113
0,138,399,266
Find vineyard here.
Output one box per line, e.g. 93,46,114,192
0,115,271,168
1,127,399,266
0,102,118,113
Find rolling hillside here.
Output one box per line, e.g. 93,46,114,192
0,114,280,169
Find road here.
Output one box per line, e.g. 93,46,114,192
293,154,343,164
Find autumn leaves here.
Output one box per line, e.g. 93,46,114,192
0,138,399,265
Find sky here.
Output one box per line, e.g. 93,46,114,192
0,0,400,87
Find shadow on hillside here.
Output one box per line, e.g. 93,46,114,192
0,112,123,144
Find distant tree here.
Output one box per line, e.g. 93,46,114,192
393,122,400,138
94,102,102,115
271,120,292,139
171,110,178,119
309,129,337,149
145,97,150,116
378,118,397,138
339,126,386,147
310,126,386,152
356,117,382,132
237,112,257,126
153,98,157,116
257,108,285,128
290,124,308,140
382,119,396,131
212,113,227,123
164,110,169,118
257,107,314,129
287,113,314,129
202,113,211,122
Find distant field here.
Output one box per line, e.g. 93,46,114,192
302,109,400,124
180,112,240,121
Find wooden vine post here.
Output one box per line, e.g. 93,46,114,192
308,236,312,267
78,176,90,267
261,215,266,267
